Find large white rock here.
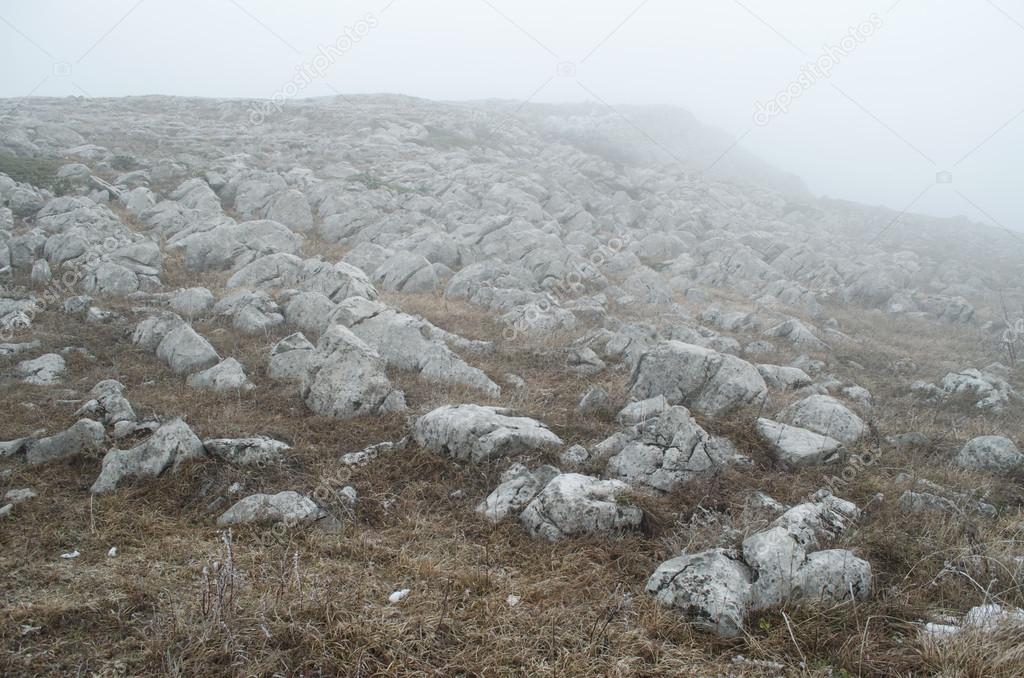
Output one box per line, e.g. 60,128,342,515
283,290,337,336
132,312,185,351
778,395,867,445
25,419,105,465
953,436,1023,473
343,242,394,275
650,491,869,637
155,324,220,374
519,473,643,541
91,418,205,493
476,464,560,523
186,357,254,392
264,189,314,233
413,404,562,463
296,258,378,302
216,491,325,526
301,325,406,419
226,252,303,290
169,287,215,318
213,290,284,334
182,219,301,271
629,341,767,418
79,379,136,425
267,332,314,380
16,353,66,385
756,364,813,391
742,492,868,610
762,318,830,353
646,548,753,637
603,406,745,493
371,251,438,293
204,437,290,465
756,418,843,467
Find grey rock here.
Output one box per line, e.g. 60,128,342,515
520,473,643,541
132,312,185,352
371,251,439,293
954,436,1023,473
268,332,314,380
331,297,500,397
216,491,325,526
283,290,337,336
578,386,611,414
756,364,813,391
155,324,220,374
186,358,255,392
616,395,669,424
646,548,753,637
169,287,215,318
413,404,562,463
87,379,136,424
16,353,66,385
629,341,767,418
476,464,560,523
301,324,406,419
604,406,746,493
91,418,205,493
204,437,290,465
756,418,843,467
778,395,867,446
25,419,105,465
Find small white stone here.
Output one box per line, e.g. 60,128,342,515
388,588,410,604
506,594,521,607
60,550,80,559
107,547,118,558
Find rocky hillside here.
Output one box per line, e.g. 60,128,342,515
1,95,1023,676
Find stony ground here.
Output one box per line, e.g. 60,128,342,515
1,95,1023,677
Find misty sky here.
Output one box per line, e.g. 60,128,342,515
2,0,1022,231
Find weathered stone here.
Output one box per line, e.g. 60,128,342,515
778,395,867,446
629,341,767,417
646,548,753,637
519,473,643,540
25,419,105,465
186,358,255,392
301,324,406,419
953,436,1023,473
268,332,314,380
204,437,290,465
756,418,843,467
216,491,325,526
91,418,205,493
413,404,562,463
155,324,220,374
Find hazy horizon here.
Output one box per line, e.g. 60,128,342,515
2,0,1022,231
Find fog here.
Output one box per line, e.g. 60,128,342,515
2,0,1021,230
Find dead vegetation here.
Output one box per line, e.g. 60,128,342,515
1,278,1023,677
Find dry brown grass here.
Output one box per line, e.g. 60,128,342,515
2,271,1023,676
